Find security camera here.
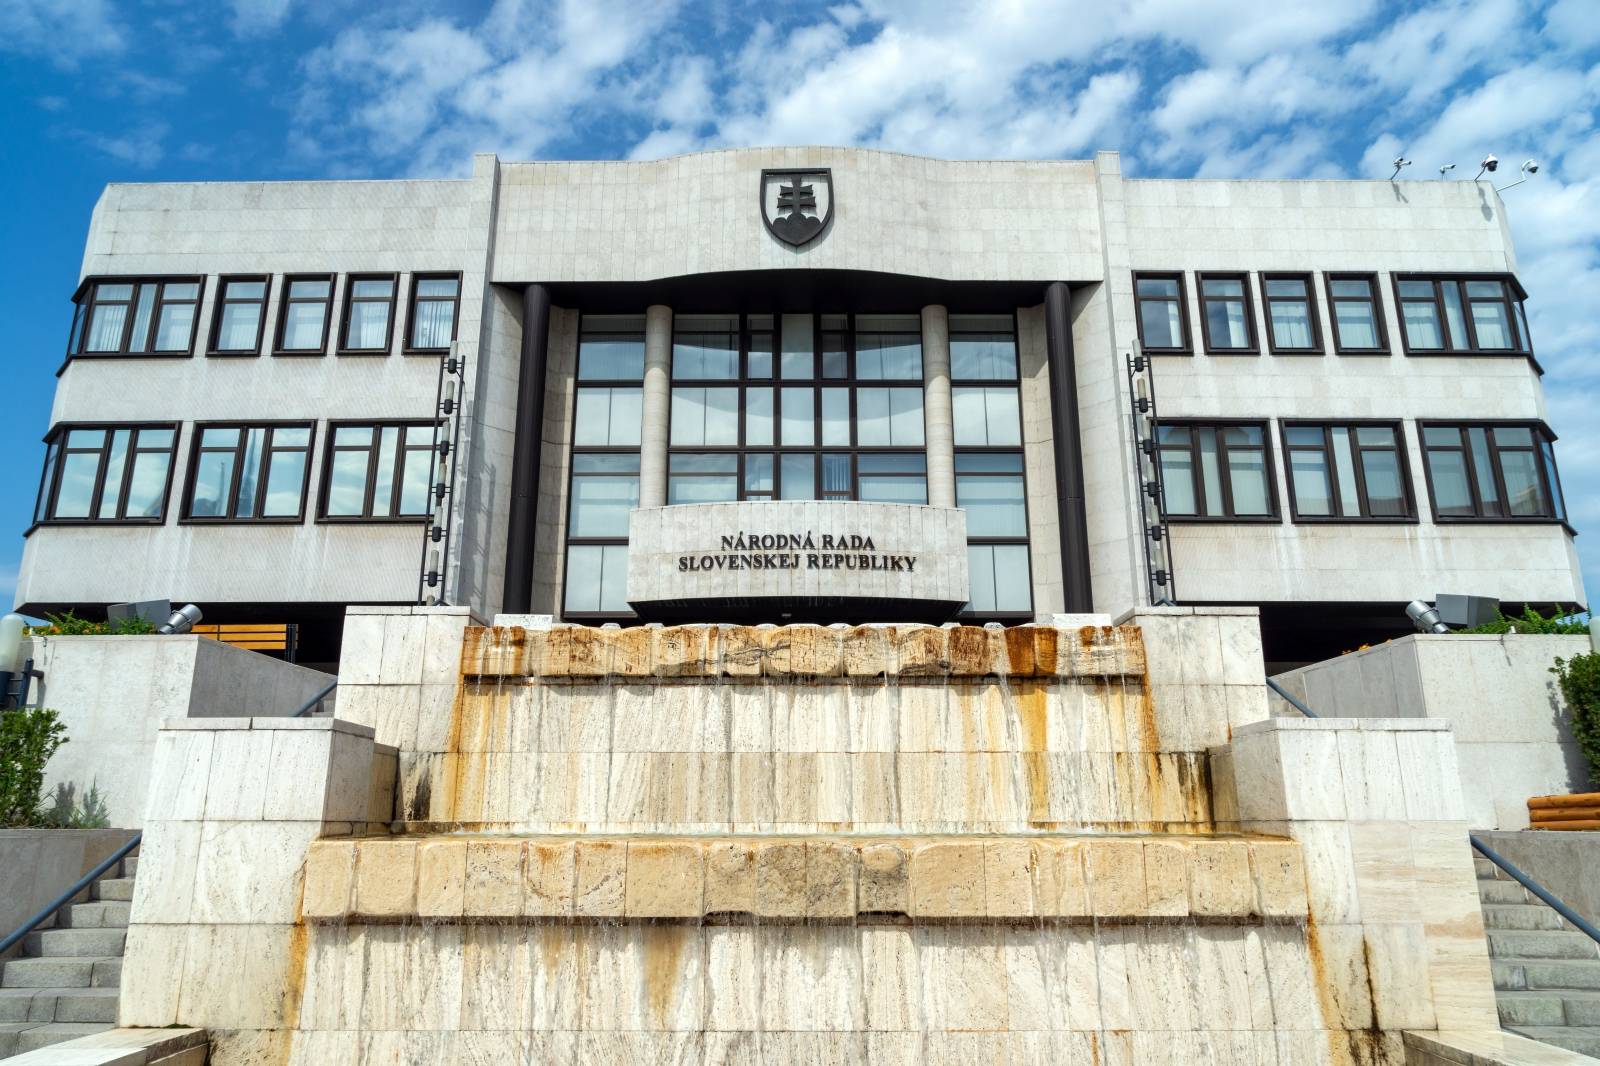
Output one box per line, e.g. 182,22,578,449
1523,160,1539,174
1439,163,1456,178
1481,154,1499,172
1390,157,1412,179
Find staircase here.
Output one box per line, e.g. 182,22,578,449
0,853,135,1057
1477,852,1600,1057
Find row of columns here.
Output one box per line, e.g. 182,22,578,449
503,286,1092,614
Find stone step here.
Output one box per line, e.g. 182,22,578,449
91,959,121,988
1497,959,1600,992
1474,857,1502,879
62,901,131,930
1,959,96,990
21,928,127,959
91,878,135,903
0,987,119,1024
1484,904,1571,931
122,855,139,877
1497,991,1568,1027
1505,1026,1600,1057
1488,929,1600,961
1478,879,1532,905
11,1020,117,1055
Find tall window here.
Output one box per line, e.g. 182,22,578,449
666,313,927,504
209,277,270,355
1197,274,1257,353
33,424,178,525
184,424,314,522
1133,273,1191,353
69,278,203,357
320,422,435,520
1421,423,1566,522
1260,274,1321,354
1281,422,1412,521
1156,422,1277,520
275,275,335,354
565,315,646,618
1394,275,1531,354
339,274,397,354
1324,274,1387,353
950,314,1031,617
406,274,461,353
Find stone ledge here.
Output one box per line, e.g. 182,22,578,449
460,623,1146,681
302,833,1305,924
0,1026,207,1065
1403,1029,1600,1065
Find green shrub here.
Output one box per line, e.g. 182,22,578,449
1552,652,1600,790
0,707,69,826
41,781,111,829
27,611,156,636
1462,605,1590,635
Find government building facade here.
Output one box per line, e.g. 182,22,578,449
14,148,1585,666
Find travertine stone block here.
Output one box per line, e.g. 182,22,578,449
859,843,908,913
947,625,1001,677
653,626,715,677
843,626,891,677
805,841,858,917
417,839,467,918
575,840,627,917
1188,840,1253,917
910,842,984,917
541,627,610,676
605,627,653,677
720,627,763,677
767,625,843,677
704,841,755,914
1142,839,1189,917
1039,840,1091,917
893,626,948,677
754,841,807,918
465,840,523,916
1085,839,1146,915
1251,840,1310,917
624,841,704,918
302,841,355,919
354,839,417,918
983,840,1036,917
523,840,576,917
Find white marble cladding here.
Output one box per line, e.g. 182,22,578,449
626,501,968,611
491,148,1105,283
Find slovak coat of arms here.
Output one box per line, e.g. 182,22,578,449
760,168,833,247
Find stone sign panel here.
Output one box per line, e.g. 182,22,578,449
627,501,968,623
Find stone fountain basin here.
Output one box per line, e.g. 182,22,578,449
303,832,1307,925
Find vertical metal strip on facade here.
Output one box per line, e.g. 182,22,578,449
1044,282,1094,612
502,284,552,613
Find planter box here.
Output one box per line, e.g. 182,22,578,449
1529,791,1600,831
1270,633,1592,829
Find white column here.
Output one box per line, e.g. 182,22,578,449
921,304,956,509
638,304,673,509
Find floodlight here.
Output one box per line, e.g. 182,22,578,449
1438,163,1456,178
1475,154,1499,179
158,604,204,635
1390,157,1412,179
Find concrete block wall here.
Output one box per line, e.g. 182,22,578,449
118,716,387,1064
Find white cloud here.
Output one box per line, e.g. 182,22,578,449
230,0,293,35
0,0,123,65
74,121,169,168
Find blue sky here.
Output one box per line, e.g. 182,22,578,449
2,0,1598,605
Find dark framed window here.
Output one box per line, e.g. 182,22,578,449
1393,275,1531,355
1156,421,1278,521
1281,422,1414,521
1420,423,1566,523
337,274,398,355
564,315,646,619
1324,274,1388,353
1260,274,1322,354
405,273,461,353
183,423,314,523
208,276,271,356
274,275,335,355
665,312,928,505
319,422,436,521
1133,273,1191,353
69,278,204,357
32,423,178,526
1197,273,1258,353
951,313,1032,619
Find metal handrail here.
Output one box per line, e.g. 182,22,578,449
1264,674,1599,950
1470,835,1600,949
1264,677,1319,718
0,676,338,957
0,833,138,955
